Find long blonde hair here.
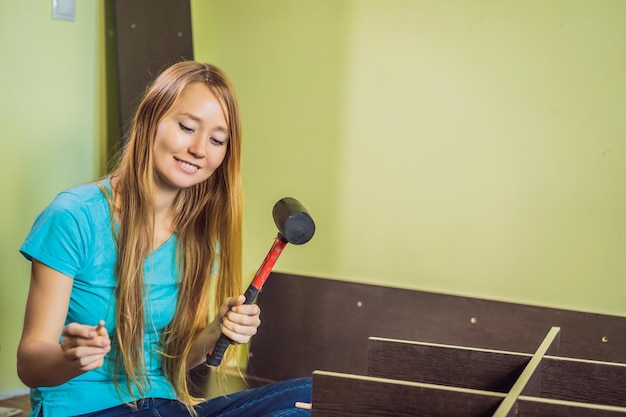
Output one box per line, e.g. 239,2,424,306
107,61,243,406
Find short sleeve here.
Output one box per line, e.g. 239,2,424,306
20,192,92,278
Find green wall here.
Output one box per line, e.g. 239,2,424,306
192,0,625,318
0,0,102,395
1,0,624,397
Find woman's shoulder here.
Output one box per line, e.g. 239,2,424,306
52,179,111,208
21,180,114,276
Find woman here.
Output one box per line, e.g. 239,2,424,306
17,61,311,416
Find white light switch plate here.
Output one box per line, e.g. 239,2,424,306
52,0,76,22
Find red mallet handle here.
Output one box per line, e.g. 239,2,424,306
206,197,315,367
206,236,286,366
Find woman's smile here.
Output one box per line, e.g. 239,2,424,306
174,157,201,173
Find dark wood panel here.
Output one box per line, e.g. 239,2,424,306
514,397,626,417
311,371,504,417
491,327,560,416
367,337,530,393
108,0,194,140
248,273,626,382
527,356,626,407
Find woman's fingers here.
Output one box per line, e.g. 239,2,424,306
62,343,110,361
73,350,108,372
64,321,106,338
63,322,95,339
219,295,246,318
221,324,257,344
60,322,111,370
221,304,261,343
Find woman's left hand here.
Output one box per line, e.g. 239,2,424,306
219,295,261,344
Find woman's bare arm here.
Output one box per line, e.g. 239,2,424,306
17,260,110,387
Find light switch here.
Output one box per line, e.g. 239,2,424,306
52,0,76,22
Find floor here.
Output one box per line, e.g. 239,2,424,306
0,394,29,416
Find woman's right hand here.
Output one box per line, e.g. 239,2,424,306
60,321,111,372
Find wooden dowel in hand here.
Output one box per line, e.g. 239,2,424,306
295,402,312,410
95,320,105,333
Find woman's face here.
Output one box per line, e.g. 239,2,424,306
153,81,229,194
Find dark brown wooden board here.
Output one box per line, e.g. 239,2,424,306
106,0,194,141
248,273,626,382
526,356,626,407
490,327,561,416
311,371,504,417
513,397,626,417
367,337,530,392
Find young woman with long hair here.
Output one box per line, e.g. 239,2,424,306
17,61,311,416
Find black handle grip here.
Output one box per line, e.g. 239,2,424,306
206,286,260,366
206,333,231,366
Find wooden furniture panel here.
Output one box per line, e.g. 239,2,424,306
311,371,504,417
526,356,626,407
105,0,194,142
490,327,560,416
248,273,626,382
359,328,626,416
367,337,531,392
514,397,626,417
247,273,626,415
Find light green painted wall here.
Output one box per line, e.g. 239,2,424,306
192,0,625,316
0,0,102,395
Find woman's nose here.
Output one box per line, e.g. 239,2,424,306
187,137,206,158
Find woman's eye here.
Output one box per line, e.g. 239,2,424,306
179,122,194,133
210,137,226,146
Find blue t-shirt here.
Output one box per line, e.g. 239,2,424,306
20,179,179,417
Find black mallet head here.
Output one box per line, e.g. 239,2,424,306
272,197,316,245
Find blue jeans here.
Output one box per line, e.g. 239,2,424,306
74,377,311,417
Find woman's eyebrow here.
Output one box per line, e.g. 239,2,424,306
214,125,228,134
180,112,201,122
